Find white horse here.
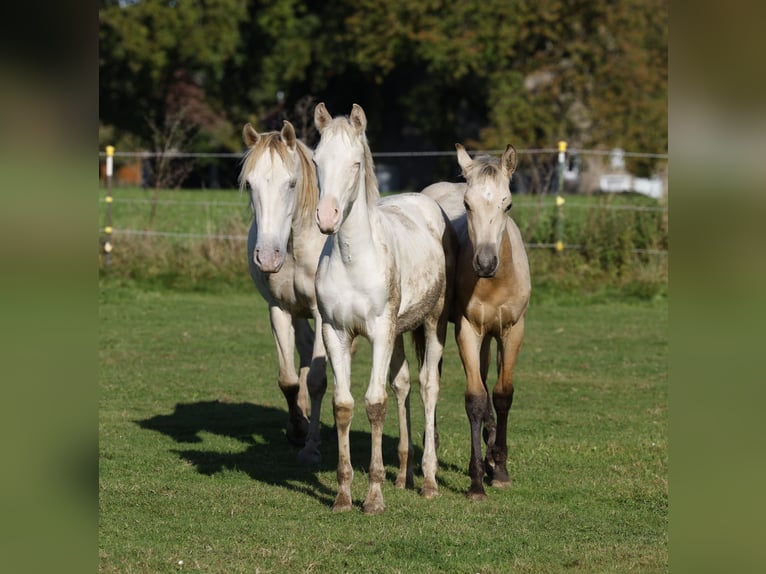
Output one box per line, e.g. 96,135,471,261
239,120,328,464
423,144,531,500
313,103,454,514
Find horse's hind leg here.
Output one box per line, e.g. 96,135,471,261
294,317,313,417
419,315,445,500
389,335,414,489
297,312,327,464
270,306,309,446
480,337,497,452
490,316,525,488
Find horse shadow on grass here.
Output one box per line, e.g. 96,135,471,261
136,399,462,507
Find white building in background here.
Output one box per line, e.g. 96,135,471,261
599,148,665,199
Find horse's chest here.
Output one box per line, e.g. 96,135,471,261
462,282,524,333
316,259,389,328
255,262,312,315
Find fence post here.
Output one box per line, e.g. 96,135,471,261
103,145,115,266
556,140,567,252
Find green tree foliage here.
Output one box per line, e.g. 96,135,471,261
100,0,250,150
99,0,667,166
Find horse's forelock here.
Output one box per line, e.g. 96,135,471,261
239,132,282,191
466,155,505,185
239,134,318,219
319,116,380,204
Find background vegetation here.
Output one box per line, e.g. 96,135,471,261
99,0,667,181
98,187,667,301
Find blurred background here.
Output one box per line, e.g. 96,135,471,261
98,0,667,193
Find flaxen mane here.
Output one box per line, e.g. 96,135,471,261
238,133,319,222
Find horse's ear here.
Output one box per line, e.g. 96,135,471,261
315,102,332,132
501,144,517,176
455,143,472,173
281,120,296,150
350,103,367,134
243,123,259,147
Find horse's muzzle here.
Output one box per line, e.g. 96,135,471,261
474,244,499,277
254,245,285,273
316,196,341,235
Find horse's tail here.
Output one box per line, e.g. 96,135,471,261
412,326,426,370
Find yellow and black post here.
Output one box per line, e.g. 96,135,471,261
555,140,567,253
103,145,115,266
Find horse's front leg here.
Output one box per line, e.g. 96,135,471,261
489,315,525,488
269,306,309,446
363,320,396,515
322,323,354,512
456,316,488,500
297,309,327,464
389,335,414,489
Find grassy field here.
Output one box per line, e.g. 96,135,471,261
98,187,666,246
99,283,668,573
97,187,668,300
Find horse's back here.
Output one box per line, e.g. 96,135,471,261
421,182,467,223
376,193,450,330
377,192,447,243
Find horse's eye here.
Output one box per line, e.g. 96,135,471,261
505,201,513,212
289,179,297,188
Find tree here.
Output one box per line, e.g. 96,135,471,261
99,0,667,184
99,0,249,150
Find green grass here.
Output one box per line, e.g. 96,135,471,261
99,283,668,573
97,187,668,299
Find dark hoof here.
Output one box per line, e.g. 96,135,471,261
297,443,322,465
467,488,487,501
286,419,309,446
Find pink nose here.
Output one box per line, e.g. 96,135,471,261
254,245,284,273
316,196,341,234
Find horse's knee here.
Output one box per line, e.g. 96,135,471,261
492,385,514,413
307,365,327,397
365,398,387,425
278,376,300,394
465,392,488,423
333,400,354,428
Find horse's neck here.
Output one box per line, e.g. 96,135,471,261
335,178,376,263
495,226,517,279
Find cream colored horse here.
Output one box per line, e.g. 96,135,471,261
239,120,328,464
313,103,454,514
423,143,531,500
